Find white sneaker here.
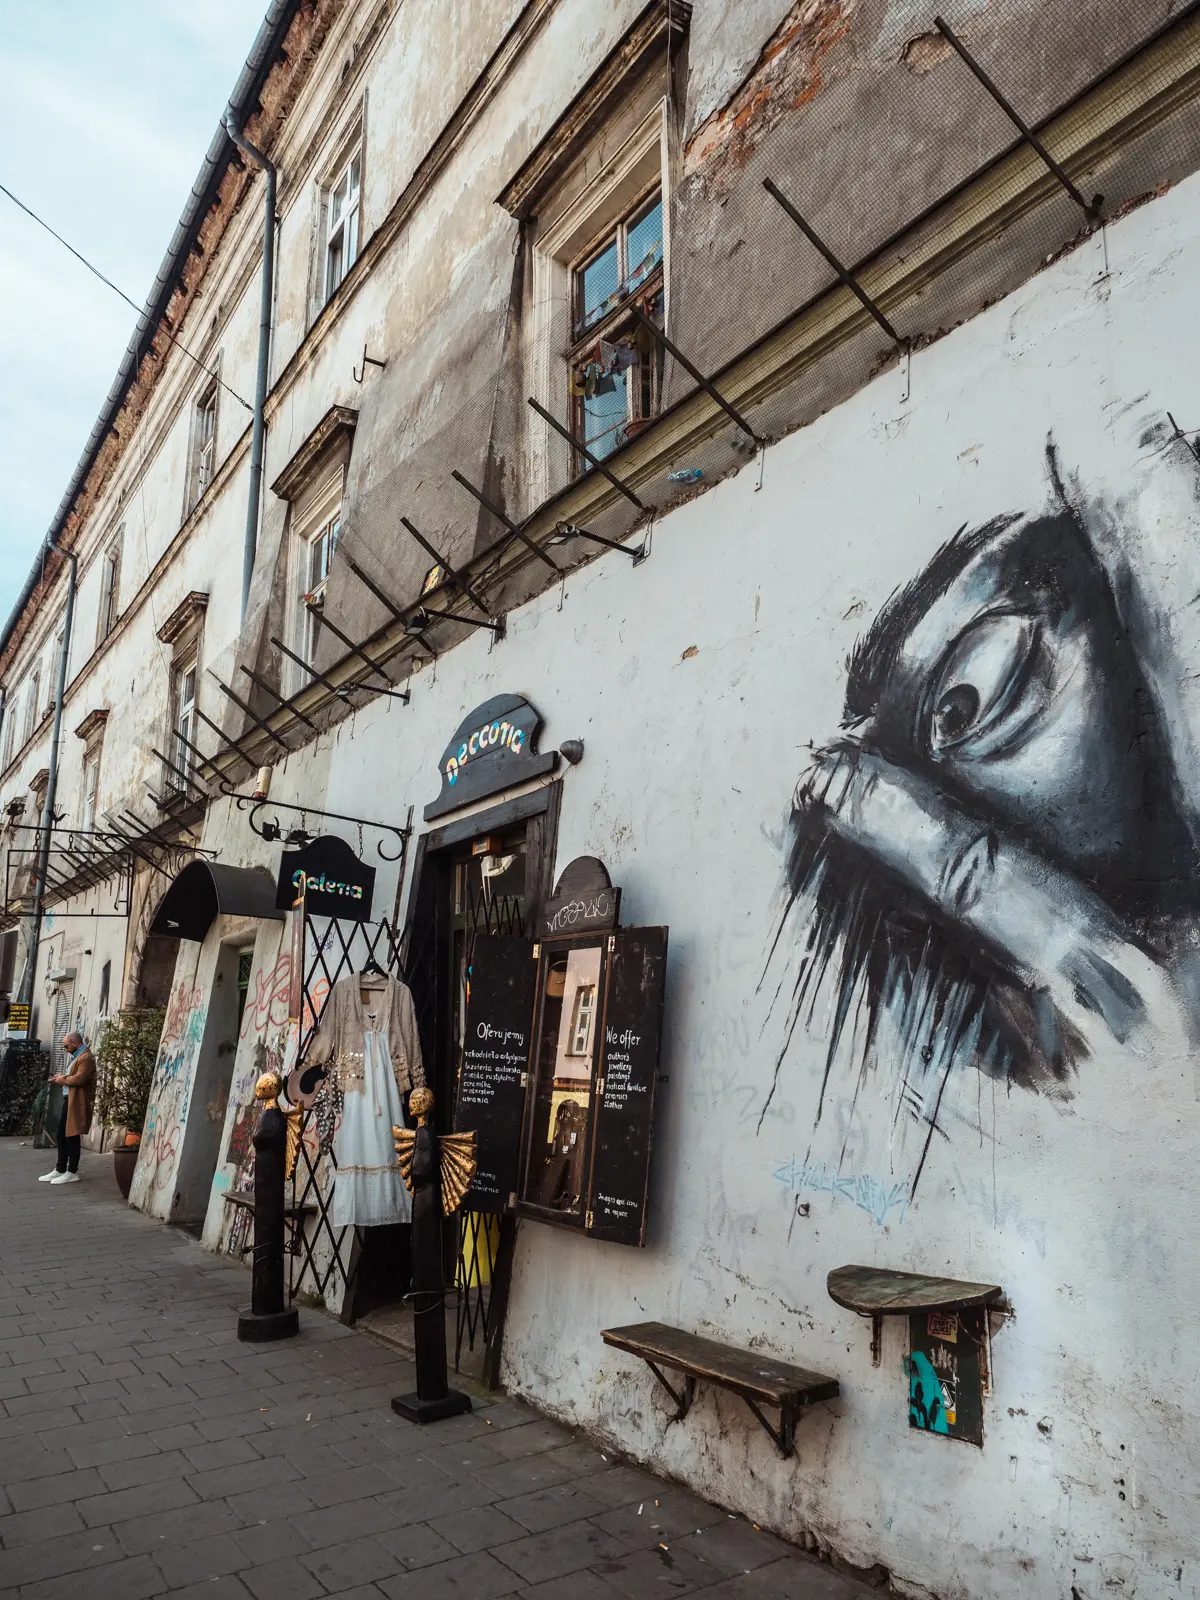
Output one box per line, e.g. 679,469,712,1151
49,1172,80,1185
38,1169,62,1182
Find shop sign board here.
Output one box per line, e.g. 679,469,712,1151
454,934,537,1212
274,834,375,921
540,855,621,939
426,694,558,821
6,1002,30,1041
585,926,668,1246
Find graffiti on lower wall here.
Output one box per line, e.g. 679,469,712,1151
131,981,205,1208
766,433,1200,1197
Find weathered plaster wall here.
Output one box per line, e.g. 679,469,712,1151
222,170,1200,1597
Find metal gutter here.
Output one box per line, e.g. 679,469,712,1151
0,0,302,666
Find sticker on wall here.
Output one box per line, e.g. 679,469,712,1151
907,1308,986,1446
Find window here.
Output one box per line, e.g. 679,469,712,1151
300,512,340,670
24,667,41,743
171,660,198,786
569,191,664,464
98,538,122,643
1,696,15,767
190,381,218,510
81,748,101,832
47,627,64,710
98,961,111,1018
324,148,361,301
567,983,597,1057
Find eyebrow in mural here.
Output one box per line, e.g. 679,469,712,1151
763,442,1199,1186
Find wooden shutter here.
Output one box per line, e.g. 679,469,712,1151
586,926,668,1246
454,933,536,1213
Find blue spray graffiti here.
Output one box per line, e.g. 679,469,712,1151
773,1154,911,1226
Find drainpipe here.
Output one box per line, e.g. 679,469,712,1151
222,111,277,620
17,544,77,1012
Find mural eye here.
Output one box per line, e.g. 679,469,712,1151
926,613,1039,758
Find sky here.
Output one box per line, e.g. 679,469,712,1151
0,1,271,627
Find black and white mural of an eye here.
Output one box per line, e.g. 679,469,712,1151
766,442,1200,1186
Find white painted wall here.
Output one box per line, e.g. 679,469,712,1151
172,172,1200,1597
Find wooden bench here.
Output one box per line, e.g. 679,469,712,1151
601,1320,839,1459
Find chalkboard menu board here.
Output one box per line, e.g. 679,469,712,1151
454,935,536,1212
585,927,668,1247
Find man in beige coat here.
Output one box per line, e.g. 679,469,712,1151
39,1032,95,1186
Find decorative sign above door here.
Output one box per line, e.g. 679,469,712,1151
274,834,376,921
426,694,558,821
540,856,621,939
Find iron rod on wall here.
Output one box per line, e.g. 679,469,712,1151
933,16,1102,222
451,470,559,573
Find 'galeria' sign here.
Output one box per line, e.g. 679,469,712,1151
425,693,558,820
274,834,376,921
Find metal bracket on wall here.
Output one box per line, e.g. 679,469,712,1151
933,16,1104,226
645,1360,696,1422
301,604,411,703
352,346,386,384
451,469,560,574
764,176,912,407
228,790,412,861
630,304,764,450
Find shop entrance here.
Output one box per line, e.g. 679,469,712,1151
403,786,560,1384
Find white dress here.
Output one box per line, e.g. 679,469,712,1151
330,1007,412,1229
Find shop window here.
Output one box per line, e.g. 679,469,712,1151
324,142,362,302
98,535,122,644
188,379,219,512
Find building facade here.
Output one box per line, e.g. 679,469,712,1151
4,1,1200,1594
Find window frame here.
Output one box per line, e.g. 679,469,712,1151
170,656,199,789
566,186,665,468
98,536,122,645
24,666,41,744
323,142,363,304
81,746,102,833
525,101,670,501
188,379,219,513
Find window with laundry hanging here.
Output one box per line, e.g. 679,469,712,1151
569,190,665,466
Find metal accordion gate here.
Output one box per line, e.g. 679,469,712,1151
287,909,408,1310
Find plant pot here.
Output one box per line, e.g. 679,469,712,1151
123,1130,141,1148
113,1146,138,1200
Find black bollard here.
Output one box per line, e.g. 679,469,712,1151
391,1089,472,1424
237,1072,300,1342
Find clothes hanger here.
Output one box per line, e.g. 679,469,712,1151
359,955,386,980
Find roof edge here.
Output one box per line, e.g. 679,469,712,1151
0,0,304,671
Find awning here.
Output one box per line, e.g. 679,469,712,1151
149,861,283,942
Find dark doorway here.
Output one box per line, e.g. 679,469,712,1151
402,785,560,1384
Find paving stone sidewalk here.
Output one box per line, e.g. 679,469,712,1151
0,1139,872,1600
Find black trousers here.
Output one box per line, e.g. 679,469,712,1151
56,1113,80,1174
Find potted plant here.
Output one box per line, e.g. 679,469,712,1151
96,1007,164,1198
